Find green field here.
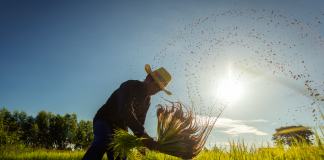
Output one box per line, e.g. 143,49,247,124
1,135,324,160
2,112,324,160
1,107,324,160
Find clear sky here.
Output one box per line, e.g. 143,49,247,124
1,0,324,150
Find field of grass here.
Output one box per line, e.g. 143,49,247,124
2,107,324,160
1,133,324,160
2,115,324,159
2,123,324,159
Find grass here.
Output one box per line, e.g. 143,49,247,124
1,151,85,160
2,110,323,159
1,105,324,160
1,138,324,160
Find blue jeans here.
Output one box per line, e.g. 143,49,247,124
82,119,125,160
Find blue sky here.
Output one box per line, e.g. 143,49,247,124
1,0,324,150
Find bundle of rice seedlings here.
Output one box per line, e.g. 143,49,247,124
109,100,223,159
108,128,146,159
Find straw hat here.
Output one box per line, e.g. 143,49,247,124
145,64,172,95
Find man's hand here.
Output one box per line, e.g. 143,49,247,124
139,149,146,156
142,132,161,151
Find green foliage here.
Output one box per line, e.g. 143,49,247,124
83,120,94,149
22,115,36,145
65,113,78,149
30,123,40,146
108,128,146,159
35,110,51,148
48,113,65,149
271,125,314,147
0,107,93,151
0,107,23,146
73,119,93,151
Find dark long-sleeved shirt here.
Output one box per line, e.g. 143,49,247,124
93,80,151,137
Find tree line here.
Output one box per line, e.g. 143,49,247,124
0,106,93,150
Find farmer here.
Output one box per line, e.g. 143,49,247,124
82,64,172,160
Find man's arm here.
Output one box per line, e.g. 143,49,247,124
117,82,146,138
137,98,160,151
138,99,151,125
138,112,147,126
117,82,160,151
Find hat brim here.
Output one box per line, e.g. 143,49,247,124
145,64,172,95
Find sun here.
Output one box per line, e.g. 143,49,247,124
217,75,243,103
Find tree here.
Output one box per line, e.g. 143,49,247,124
23,115,36,146
11,110,21,133
0,107,19,134
271,125,314,147
48,112,57,149
30,123,40,148
49,113,65,150
65,113,77,150
58,113,78,150
0,107,94,151
211,146,219,152
16,110,27,142
74,120,94,150
49,113,58,149
13,109,36,147
84,120,94,149
35,110,50,149
73,119,93,150
0,107,22,146
0,110,12,145
74,119,87,150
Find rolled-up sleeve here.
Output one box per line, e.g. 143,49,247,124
117,82,146,137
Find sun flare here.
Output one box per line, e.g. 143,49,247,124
218,79,243,103
217,71,244,103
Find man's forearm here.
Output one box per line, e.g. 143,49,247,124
119,106,146,137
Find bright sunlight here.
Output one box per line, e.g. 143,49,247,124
217,71,243,103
